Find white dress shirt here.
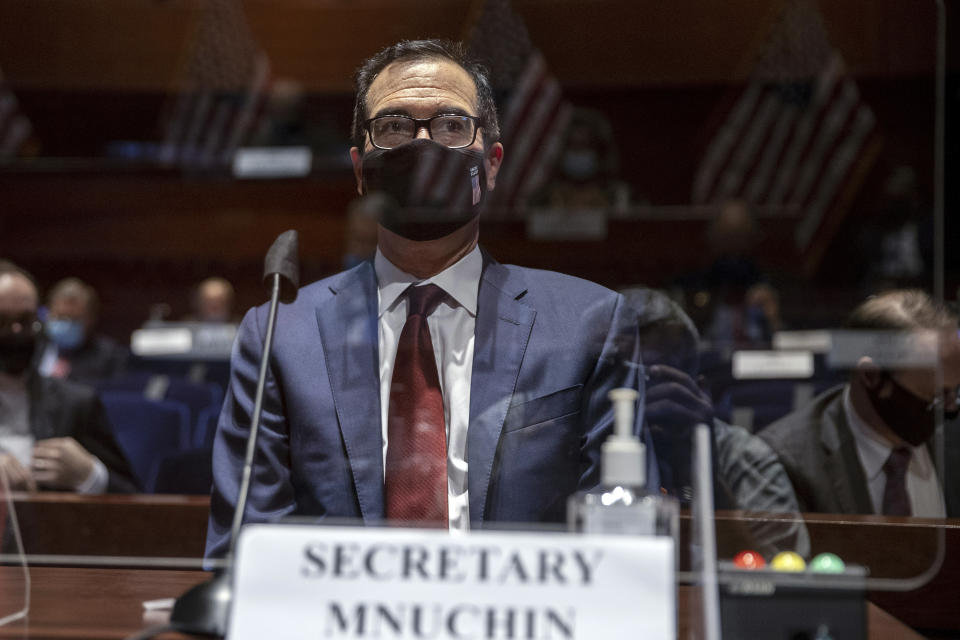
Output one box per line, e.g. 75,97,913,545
843,386,945,517
375,246,481,532
0,371,108,494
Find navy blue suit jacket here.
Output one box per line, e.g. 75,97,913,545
205,255,647,557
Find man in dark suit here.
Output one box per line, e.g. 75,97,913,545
0,263,137,493
38,277,127,383
206,40,647,557
759,290,960,517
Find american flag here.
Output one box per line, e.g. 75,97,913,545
692,0,880,261
0,70,33,160
466,0,573,218
158,0,271,169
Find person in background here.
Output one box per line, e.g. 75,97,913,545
760,290,960,517
191,277,236,324
39,277,127,383
681,199,782,350
531,108,630,214
0,262,136,493
622,287,809,556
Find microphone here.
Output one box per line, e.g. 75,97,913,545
263,229,299,303
168,230,300,638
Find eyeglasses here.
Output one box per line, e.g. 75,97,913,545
365,114,481,150
927,386,960,413
0,313,41,336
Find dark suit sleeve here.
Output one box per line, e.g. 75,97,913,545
76,393,139,493
205,306,296,559
576,293,650,491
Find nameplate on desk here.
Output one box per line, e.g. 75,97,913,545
229,524,675,640
131,323,236,358
732,350,814,379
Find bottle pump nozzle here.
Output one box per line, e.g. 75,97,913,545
602,387,645,487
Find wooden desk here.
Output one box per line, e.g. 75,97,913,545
0,567,922,640
11,493,210,559
0,566,208,639
5,495,958,635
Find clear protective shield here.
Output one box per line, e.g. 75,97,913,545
0,467,30,627
0,0,952,637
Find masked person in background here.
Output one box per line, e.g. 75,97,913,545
760,290,960,517
38,277,127,383
622,287,809,557
0,262,136,493
206,39,649,558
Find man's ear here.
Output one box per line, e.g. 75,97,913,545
855,356,884,389
350,147,363,196
484,142,504,191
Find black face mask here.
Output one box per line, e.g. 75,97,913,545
360,139,487,241
0,333,38,377
864,372,960,447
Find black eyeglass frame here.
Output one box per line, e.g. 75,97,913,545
0,314,42,336
364,114,483,150
926,386,960,413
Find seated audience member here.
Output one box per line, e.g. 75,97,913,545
681,199,781,350
190,277,236,324
0,263,137,493
530,108,630,214
38,277,127,383
759,290,960,517
622,287,809,556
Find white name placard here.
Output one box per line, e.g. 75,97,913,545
732,349,814,379
232,146,313,178
229,524,675,640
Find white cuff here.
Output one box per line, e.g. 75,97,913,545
75,456,109,494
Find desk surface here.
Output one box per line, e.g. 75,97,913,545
0,566,208,639
0,566,926,640
5,494,958,636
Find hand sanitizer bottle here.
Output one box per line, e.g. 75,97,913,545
568,388,679,538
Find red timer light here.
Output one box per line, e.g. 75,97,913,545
733,550,766,570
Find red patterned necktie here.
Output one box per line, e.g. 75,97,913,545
881,446,912,516
385,283,448,526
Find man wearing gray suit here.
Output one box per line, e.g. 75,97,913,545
759,290,960,517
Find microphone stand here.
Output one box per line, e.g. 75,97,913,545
166,231,299,638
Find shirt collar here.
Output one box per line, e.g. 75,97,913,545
843,385,902,481
375,245,482,318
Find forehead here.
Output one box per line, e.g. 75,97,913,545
200,282,230,299
940,329,960,386
50,294,88,314
0,274,38,313
898,329,960,389
366,57,478,119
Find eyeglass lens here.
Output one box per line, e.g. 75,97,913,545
370,115,475,149
0,313,40,335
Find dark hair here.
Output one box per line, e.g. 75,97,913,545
351,39,500,151
48,277,100,323
846,289,957,332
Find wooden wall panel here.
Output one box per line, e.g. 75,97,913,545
0,0,939,92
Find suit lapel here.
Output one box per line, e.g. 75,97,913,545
820,394,874,514
468,258,536,524
27,374,58,440
315,263,385,522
